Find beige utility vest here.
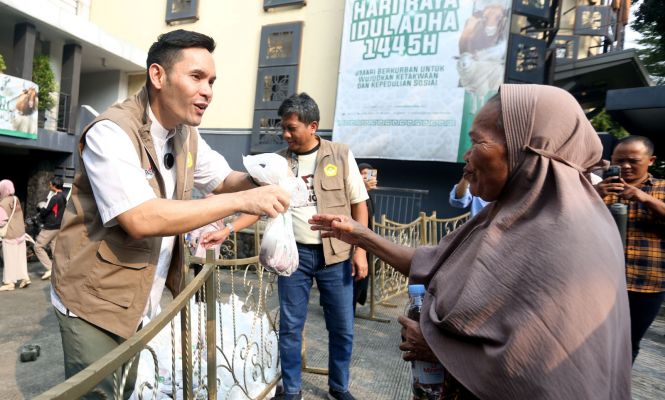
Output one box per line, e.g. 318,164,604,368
52,87,198,339
278,138,353,265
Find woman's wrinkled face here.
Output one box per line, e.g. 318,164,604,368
462,101,509,202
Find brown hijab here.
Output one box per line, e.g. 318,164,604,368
410,84,631,399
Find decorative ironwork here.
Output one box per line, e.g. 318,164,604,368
513,0,553,22
371,216,424,305
258,23,303,68
371,187,429,224
254,66,298,110
251,110,285,153
261,74,290,103
574,5,614,40
358,212,471,322
552,35,579,64
38,211,470,399
252,22,302,154
213,260,280,399
267,32,294,61
506,33,547,83
425,211,470,244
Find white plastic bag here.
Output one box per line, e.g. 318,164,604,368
243,153,307,207
259,212,299,276
243,154,303,276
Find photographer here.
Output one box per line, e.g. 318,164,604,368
35,177,67,280
595,135,665,363
448,175,488,218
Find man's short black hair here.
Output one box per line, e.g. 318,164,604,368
278,93,320,125
617,135,655,156
50,176,64,190
146,29,216,88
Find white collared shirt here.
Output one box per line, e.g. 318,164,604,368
52,106,232,321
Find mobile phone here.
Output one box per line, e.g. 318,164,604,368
604,165,621,180
366,169,378,180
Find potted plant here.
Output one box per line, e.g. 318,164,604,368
31,54,57,127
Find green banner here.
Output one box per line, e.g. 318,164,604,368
0,73,39,140
333,0,510,162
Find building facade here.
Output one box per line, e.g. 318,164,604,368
0,0,649,220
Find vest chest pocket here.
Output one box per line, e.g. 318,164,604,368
320,175,347,208
84,241,150,309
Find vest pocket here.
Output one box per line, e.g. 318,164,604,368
84,241,150,308
320,176,346,207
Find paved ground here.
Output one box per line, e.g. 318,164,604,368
1,261,664,399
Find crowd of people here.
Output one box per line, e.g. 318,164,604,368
0,177,66,291
0,28,663,400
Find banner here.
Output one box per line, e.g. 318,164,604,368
0,73,39,139
333,0,511,162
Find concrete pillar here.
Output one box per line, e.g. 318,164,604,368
61,44,82,134
11,23,37,80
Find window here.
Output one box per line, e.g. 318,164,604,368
574,6,614,40
255,66,298,110
251,22,303,153
552,36,579,64
263,0,306,12
166,0,198,24
512,0,554,23
506,34,547,83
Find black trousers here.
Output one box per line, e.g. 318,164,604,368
627,290,665,362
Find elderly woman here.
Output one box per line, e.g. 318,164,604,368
310,84,631,399
0,179,30,291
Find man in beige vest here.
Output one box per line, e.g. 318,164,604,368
272,93,368,400
198,94,368,400
51,30,289,399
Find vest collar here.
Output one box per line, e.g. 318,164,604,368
137,87,190,200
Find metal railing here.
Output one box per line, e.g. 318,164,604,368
35,224,282,400
34,210,468,398
35,259,219,400
371,187,429,224
357,211,470,322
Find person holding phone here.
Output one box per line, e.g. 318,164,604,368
362,167,378,191
595,135,665,363
448,174,488,218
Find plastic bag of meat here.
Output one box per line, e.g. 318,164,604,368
259,212,299,276
243,153,303,275
243,154,308,207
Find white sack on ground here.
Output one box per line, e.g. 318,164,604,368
131,294,279,400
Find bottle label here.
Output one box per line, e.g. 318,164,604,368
412,361,445,385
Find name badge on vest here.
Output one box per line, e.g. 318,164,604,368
187,152,193,169
145,167,155,180
324,163,338,177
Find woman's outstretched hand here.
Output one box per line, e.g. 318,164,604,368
308,214,366,246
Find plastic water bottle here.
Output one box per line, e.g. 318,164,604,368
407,284,444,400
